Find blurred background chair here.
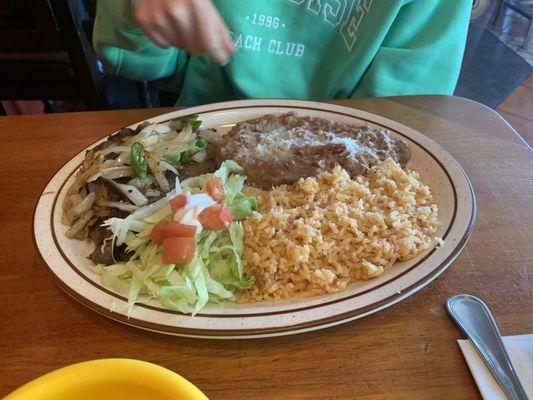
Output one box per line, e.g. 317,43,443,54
0,0,171,114
0,0,107,111
492,0,533,49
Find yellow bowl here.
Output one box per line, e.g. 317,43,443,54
2,359,208,400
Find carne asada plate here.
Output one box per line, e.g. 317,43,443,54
33,99,475,338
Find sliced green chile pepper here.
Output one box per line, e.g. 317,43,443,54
167,152,181,163
130,142,148,179
195,138,207,150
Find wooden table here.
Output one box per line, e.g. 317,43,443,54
1,96,531,399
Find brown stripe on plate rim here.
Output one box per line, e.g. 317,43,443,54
33,103,475,334
35,200,475,337
46,104,461,317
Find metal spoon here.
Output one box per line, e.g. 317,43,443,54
446,294,529,400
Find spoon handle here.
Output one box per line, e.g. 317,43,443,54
446,294,529,400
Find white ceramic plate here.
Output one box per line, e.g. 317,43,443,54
33,100,476,339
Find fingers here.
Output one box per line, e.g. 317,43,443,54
135,0,236,65
144,26,172,48
163,4,196,50
192,4,233,65
136,1,172,48
220,23,236,56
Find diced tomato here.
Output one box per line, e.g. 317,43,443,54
162,237,196,265
206,176,225,201
166,221,196,238
149,221,169,244
198,204,233,230
170,194,188,214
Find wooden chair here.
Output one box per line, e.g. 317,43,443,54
0,0,107,110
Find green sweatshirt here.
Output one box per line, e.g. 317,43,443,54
93,0,470,106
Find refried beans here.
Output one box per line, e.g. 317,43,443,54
209,112,411,189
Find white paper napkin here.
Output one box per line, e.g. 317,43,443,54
458,334,533,400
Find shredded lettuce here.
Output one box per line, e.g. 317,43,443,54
101,267,131,294
94,160,256,315
180,174,211,194
143,204,172,224
214,160,244,184
229,193,258,220
224,174,245,204
217,160,257,218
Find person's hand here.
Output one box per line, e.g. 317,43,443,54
135,0,235,65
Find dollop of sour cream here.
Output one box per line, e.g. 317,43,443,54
173,192,215,232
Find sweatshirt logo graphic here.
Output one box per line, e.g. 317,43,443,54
287,0,374,52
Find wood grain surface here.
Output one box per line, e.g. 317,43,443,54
0,96,531,399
